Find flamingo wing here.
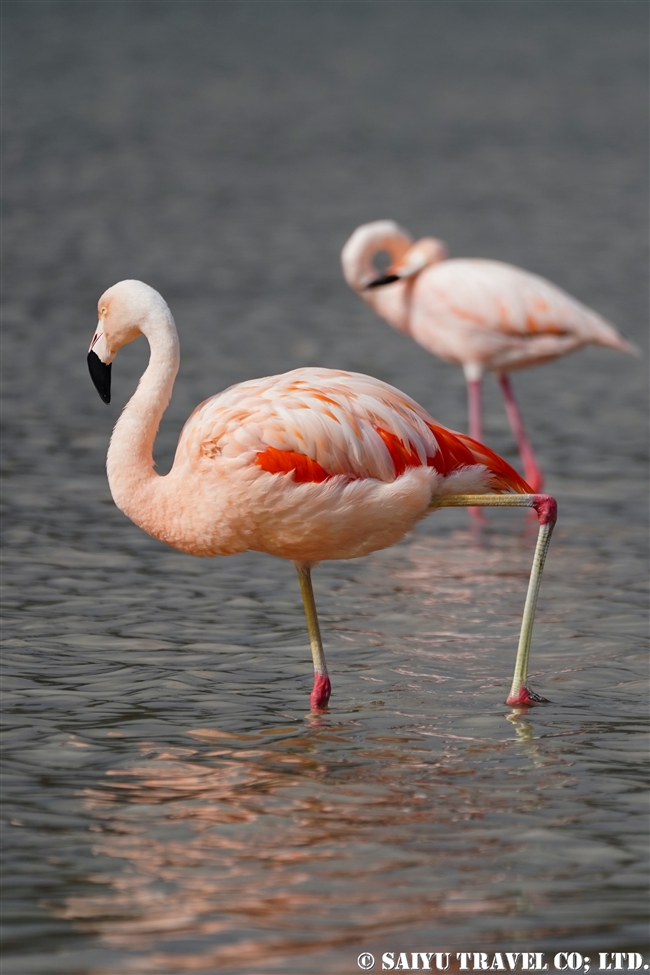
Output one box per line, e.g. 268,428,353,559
419,258,628,345
175,368,529,493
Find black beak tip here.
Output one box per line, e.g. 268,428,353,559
87,350,111,404
365,273,401,290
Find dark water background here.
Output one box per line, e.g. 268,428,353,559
2,3,648,973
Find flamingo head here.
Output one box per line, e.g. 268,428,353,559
366,236,448,289
88,280,170,404
341,220,413,292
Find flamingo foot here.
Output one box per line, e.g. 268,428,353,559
310,672,332,710
506,685,549,706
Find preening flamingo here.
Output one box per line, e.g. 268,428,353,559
342,220,638,492
88,280,558,710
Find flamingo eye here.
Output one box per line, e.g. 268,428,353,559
100,306,108,316
373,250,392,273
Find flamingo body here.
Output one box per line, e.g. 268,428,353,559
170,368,528,564
405,257,633,375
88,280,555,710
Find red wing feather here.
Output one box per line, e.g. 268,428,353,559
256,447,333,483
375,428,422,477
426,422,531,493
255,424,530,494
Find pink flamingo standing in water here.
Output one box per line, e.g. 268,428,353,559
88,280,558,710
342,220,637,492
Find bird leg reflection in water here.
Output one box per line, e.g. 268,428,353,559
88,280,557,713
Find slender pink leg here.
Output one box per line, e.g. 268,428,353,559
466,378,486,525
498,373,544,493
467,378,483,444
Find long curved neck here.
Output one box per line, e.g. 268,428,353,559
363,279,413,334
106,310,180,531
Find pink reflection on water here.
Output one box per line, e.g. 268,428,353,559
55,721,568,974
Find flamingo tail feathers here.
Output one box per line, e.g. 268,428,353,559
427,423,532,494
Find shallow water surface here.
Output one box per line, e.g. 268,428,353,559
3,506,647,973
2,4,648,973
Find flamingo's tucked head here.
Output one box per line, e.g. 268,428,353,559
342,221,448,293
88,280,172,404
385,237,448,284
341,220,413,292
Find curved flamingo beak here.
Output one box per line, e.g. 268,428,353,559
365,238,448,289
88,322,112,404
364,255,427,290
365,273,401,289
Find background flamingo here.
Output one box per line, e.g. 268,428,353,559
342,220,638,492
88,280,558,710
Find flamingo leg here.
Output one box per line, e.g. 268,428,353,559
467,377,483,444
466,377,487,525
430,493,557,704
498,373,544,493
295,562,331,710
